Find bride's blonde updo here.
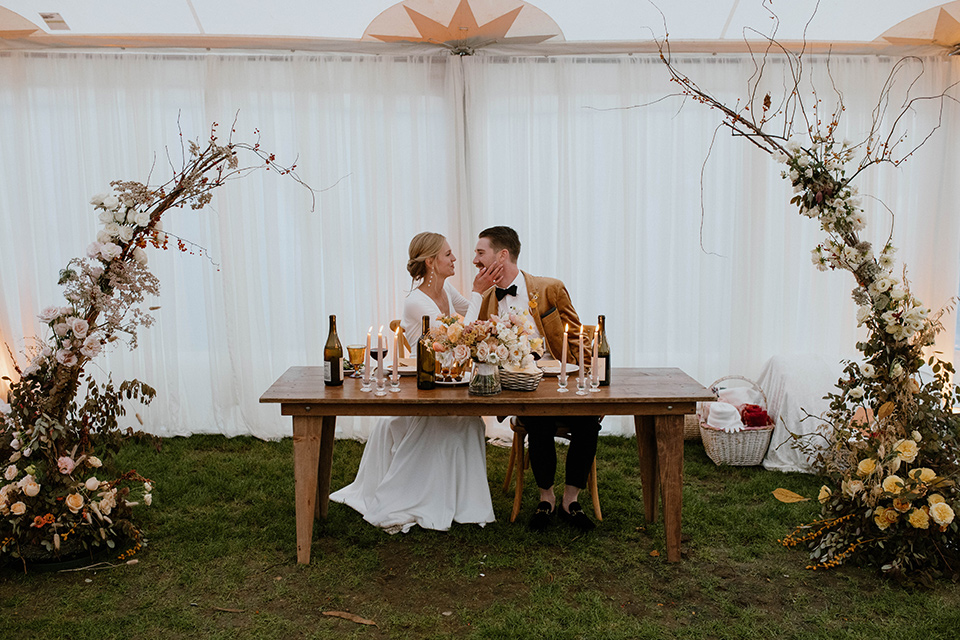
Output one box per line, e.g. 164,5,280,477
407,232,446,282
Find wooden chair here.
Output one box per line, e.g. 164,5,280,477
502,418,601,523
388,319,411,357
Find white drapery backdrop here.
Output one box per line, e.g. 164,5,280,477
1,50,958,439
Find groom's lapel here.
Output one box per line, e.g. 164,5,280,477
483,288,499,318
523,271,546,338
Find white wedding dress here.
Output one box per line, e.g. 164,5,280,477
329,283,494,533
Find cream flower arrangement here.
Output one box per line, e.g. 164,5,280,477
428,310,542,371
1,123,306,569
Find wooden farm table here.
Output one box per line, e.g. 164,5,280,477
260,366,714,564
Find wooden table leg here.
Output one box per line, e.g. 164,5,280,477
293,415,323,565
655,414,684,562
316,415,337,520
634,415,659,523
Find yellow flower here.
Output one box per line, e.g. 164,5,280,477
892,498,912,513
893,439,919,463
930,501,955,526
857,458,877,477
908,508,930,529
882,475,904,495
874,506,898,530
928,493,946,506
528,293,538,310
818,485,832,504
908,467,936,484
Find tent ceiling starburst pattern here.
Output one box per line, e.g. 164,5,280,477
362,0,563,52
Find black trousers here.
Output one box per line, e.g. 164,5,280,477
518,415,601,490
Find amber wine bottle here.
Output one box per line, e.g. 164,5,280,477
597,315,611,386
416,315,436,390
323,315,344,386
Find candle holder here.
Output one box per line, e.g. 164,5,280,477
360,377,373,392
374,377,387,397
589,377,601,393
575,376,588,395
389,378,401,393
557,373,569,393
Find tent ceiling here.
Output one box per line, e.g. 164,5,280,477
1,0,958,54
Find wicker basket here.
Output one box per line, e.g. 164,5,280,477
699,376,774,466
683,414,701,440
500,368,543,391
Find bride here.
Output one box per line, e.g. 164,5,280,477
330,232,502,533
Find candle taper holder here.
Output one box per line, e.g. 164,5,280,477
557,373,569,393
575,376,588,395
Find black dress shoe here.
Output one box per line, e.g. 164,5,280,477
528,501,555,532
559,501,595,532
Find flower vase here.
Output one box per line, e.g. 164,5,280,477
469,362,501,396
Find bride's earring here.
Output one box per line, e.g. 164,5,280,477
426,269,434,288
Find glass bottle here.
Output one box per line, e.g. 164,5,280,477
597,315,611,386
323,315,344,386
416,315,436,390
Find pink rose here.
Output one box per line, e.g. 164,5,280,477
38,306,61,323
67,317,89,338
56,350,78,367
54,322,70,337
57,456,76,475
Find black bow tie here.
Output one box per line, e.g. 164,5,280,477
495,284,518,301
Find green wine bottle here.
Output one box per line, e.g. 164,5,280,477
417,315,436,390
323,315,344,386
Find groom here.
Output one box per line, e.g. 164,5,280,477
470,226,600,532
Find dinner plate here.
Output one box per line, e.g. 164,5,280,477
435,371,471,386
537,361,579,376
385,357,417,376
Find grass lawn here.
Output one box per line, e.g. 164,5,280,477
2,434,959,639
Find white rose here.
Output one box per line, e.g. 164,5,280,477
143,482,152,492
53,322,70,337
102,194,119,210
890,362,904,379
889,286,906,300
98,211,114,224
861,363,875,378
144,493,153,506
912,430,922,442
10,501,26,516
3,465,17,481
87,456,103,468
22,478,40,497
856,306,871,325
9,438,19,451
103,222,121,238
80,335,102,359
38,306,61,323
133,248,148,266
99,243,122,261
848,386,865,400
135,211,151,227
96,229,113,244
86,241,104,259
113,207,128,223
85,477,100,491
117,225,135,243
90,193,107,206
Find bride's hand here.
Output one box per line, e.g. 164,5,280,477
472,263,503,293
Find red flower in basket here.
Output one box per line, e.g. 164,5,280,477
740,404,771,427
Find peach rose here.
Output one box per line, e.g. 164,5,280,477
908,468,937,484
21,477,40,497
874,507,899,530
882,475,904,495
930,502,955,526
908,508,930,529
65,493,84,514
10,501,26,516
857,458,877,477
893,439,918,463
841,479,864,497
818,485,832,504
928,494,946,506
892,498,912,513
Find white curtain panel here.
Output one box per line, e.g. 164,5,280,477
0,51,957,439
